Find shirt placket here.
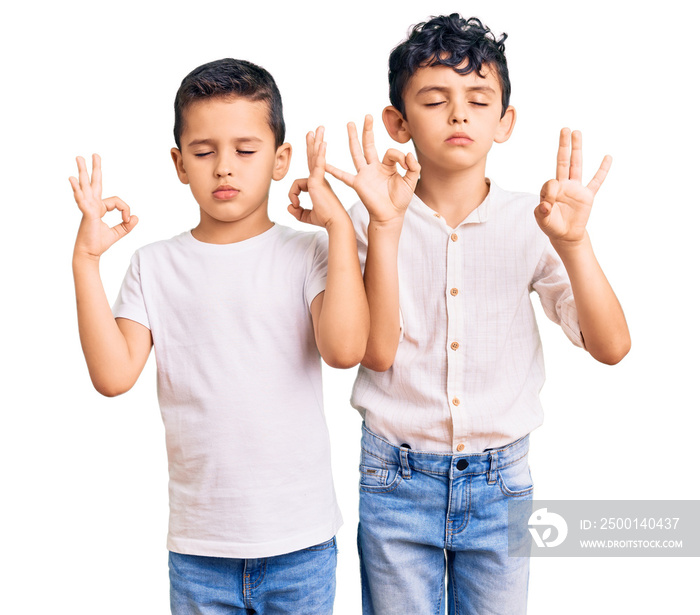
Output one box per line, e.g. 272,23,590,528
445,227,467,453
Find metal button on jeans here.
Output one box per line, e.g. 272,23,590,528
456,459,468,471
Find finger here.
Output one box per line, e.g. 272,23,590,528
109,214,139,243
77,156,91,193
69,176,88,213
381,148,408,170
103,196,132,223
305,131,315,171
68,175,81,196
325,163,356,188
314,126,325,157
539,179,558,214
287,203,303,221
287,203,312,224
535,200,553,222
309,126,326,179
556,128,571,182
404,152,421,188
586,155,612,195
570,131,583,182
288,178,309,207
91,153,103,197
362,115,379,164
311,142,327,179
347,122,367,171
536,180,557,221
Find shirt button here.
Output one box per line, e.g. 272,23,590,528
452,397,460,406
433,213,440,218
450,233,458,242
451,342,459,351
456,443,465,452
450,288,459,296
456,459,469,471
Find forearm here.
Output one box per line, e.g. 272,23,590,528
315,218,370,368
72,254,146,395
361,216,404,371
553,233,631,365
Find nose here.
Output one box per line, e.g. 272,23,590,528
450,101,468,124
215,154,234,177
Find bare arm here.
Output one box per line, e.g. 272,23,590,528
289,128,369,368
535,129,631,365
359,216,403,371
70,154,152,395
327,116,420,371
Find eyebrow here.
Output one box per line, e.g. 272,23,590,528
415,85,496,96
186,136,264,147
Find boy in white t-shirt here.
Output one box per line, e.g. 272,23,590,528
326,14,631,615
70,58,368,614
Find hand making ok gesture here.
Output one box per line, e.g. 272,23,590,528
326,115,421,224
535,128,612,246
288,126,348,229
69,154,138,259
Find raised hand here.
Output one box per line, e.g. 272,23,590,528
70,154,138,259
535,128,612,245
288,127,346,229
326,115,420,224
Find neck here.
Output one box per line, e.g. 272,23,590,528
414,159,490,228
192,210,274,245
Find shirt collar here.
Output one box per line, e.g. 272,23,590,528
411,179,494,228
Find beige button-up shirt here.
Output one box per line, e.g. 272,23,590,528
349,182,583,454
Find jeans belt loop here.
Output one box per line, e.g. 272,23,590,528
399,447,412,480
488,450,498,484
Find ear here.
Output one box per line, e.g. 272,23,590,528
272,142,292,181
494,106,517,144
170,148,189,185
382,106,412,144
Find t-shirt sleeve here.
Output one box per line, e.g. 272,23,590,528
112,251,151,330
531,242,584,348
304,232,329,308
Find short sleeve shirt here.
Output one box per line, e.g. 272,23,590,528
113,224,343,558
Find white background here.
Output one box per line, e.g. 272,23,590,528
2,1,698,613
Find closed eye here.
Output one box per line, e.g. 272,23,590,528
425,101,446,107
194,152,213,157
237,150,256,155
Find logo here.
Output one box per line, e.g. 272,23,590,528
528,507,568,548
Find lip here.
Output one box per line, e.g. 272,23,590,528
445,132,473,145
213,185,240,200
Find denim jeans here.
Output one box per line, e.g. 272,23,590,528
358,424,533,615
169,537,337,614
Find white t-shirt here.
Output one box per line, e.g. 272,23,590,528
349,182,584,454
113,224,343,558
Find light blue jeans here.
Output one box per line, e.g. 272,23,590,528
358,424,533,615
169,537,337,614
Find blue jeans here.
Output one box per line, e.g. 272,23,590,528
358,425,533,615
169,537,337,614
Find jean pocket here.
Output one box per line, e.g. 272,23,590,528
497,455,534,497
359,461,402,493
360,464,389,487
